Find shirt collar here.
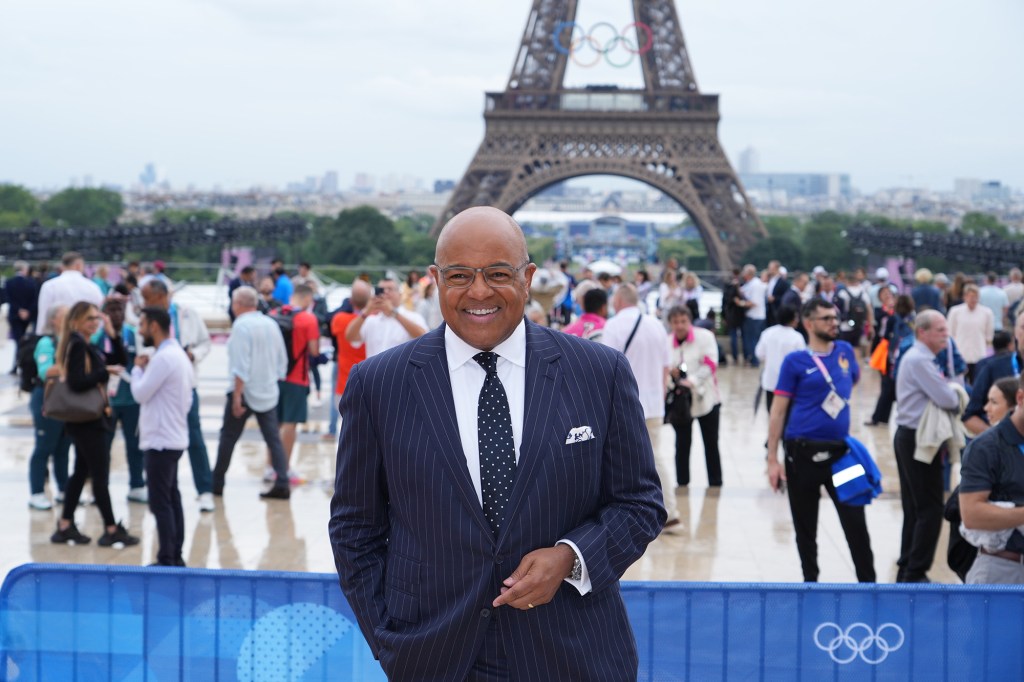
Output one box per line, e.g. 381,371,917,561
997,414,1024,446
445,318,527,371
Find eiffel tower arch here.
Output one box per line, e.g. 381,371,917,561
434,0,765,270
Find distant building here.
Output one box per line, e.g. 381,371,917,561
738,147,759,174
139,163,160,189
433,179,455,194
322,171,339,194
352,173,375,195
956,178,1010,202
740,172,851,199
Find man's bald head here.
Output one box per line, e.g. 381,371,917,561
435,207,528,267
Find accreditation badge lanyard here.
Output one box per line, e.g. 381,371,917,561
808,350,847,420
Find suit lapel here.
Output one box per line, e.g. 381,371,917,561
408,326,492,538
498,321,561,547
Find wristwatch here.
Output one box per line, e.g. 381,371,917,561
569,554,582,582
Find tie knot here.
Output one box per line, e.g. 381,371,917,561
474,351,498,375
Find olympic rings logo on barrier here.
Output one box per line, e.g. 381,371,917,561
813,622,905,665
551,21,654,68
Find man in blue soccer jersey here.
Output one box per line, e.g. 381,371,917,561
766,298,876,583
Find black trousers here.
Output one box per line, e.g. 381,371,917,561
870,373,896,424
212,392,289,490
783,440,876,582
146,449,184,566
894,426,945,580
673,404,722,486
62,421,116,528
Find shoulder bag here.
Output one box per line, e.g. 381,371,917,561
42,344,109,423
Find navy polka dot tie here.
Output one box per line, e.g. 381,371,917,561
474,351,516,536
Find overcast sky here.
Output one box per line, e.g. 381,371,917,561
1,0,1020,193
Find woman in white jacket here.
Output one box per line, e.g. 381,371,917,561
666,305,723,487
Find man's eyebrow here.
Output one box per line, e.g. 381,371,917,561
439,261,516,268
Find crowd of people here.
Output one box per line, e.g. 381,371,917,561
6,246,1024,585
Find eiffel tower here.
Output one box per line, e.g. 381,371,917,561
433,0,765,269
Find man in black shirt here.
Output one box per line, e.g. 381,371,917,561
960,374,1024,584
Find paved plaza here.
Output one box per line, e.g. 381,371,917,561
0,333,958,586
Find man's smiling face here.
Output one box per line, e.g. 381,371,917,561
430,207,536,351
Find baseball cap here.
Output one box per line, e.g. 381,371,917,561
875,267,888,280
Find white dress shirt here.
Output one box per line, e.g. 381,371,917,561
741,277,768,320
358,308,428,357
129,338,194,451
35,270,104,334
227,310,288,413
600,306,671,419
444,320,591,594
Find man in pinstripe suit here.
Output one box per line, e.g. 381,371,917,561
329,207,666,681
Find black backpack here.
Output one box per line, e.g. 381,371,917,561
839,289,869,336
270,307,299,375
16,333,44,393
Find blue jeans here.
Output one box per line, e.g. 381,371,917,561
29,385,71,495
742,318,765,366
728,327,741,362
106,403,144,489
187,389,213,495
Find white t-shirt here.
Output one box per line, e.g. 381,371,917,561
357,308,427,358
755,325,807,391
600,307,671,419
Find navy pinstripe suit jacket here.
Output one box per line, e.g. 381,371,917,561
329,321,666,681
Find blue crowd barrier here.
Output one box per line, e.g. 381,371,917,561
2,563,1022,680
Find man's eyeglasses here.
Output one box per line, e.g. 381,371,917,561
434,262,530,289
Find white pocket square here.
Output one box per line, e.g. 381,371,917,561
565,426,594,444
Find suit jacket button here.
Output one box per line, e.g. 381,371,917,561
480,609,491,618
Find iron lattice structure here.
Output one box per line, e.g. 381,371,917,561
434,0,765,269
0,217,307,262
846,224,1024,271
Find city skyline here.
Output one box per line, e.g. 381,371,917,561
1,0,1021,193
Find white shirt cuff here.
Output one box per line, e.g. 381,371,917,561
556,539,592,595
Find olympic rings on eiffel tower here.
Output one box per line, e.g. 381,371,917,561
551,21,654,68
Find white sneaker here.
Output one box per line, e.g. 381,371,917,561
28,493,52,511
198,492,216,512
262,466,277,483
127,487,149,504
54,491,64,504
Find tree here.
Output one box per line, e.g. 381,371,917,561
741,236,805,270
657,238,706,269
311,206,405,266
0,184,40,229
526,237,556,265
960,212,1008,239
42,188,123,227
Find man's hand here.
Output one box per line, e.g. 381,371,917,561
134,355,149,369
362,297,382,317
767,457,786,493
17,308,29,321
106,364,124,376
231,395,245,419
492,545,575,610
